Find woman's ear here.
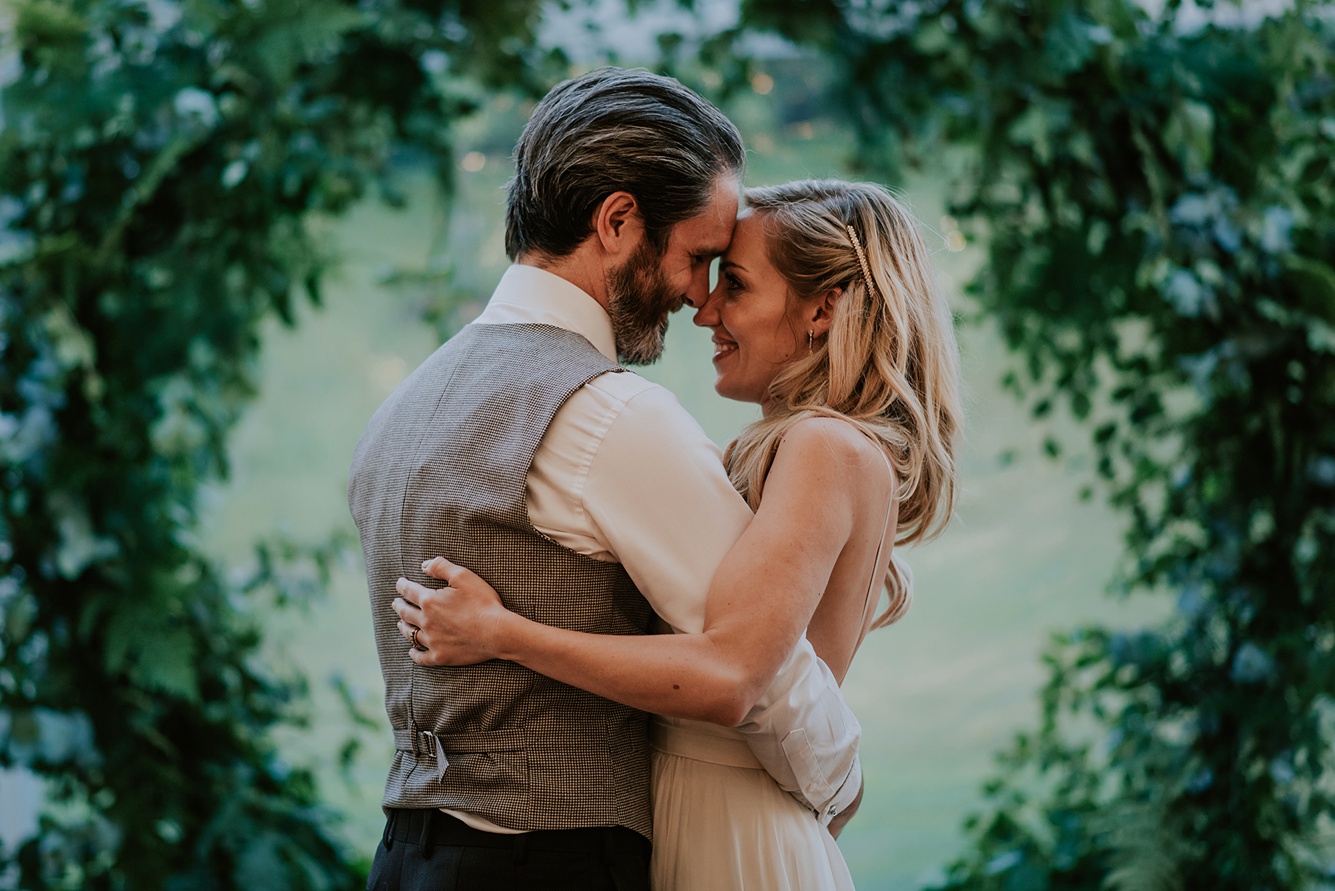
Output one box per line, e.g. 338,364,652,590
808,286,843,338
592,191,643,257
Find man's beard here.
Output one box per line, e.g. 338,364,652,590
606,239,679,366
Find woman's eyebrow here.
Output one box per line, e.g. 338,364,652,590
720,259,748,273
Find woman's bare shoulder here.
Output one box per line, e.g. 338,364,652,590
764,416,894,513
779,414,886,472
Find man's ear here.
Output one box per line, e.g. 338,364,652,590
592,191,643,257
808,287,844,338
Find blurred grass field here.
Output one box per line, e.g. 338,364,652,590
199,104,1151,888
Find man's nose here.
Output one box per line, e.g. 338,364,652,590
683,279,709,310
682,261,716,309
693,281,724,327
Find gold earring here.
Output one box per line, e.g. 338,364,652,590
808,330,814,354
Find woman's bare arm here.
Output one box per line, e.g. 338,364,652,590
395,418,883,725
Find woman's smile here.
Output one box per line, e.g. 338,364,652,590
711,334,738,362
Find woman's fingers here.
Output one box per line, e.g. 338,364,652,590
421,556,478,589
392,591,423,622
395,576,434,603
421,556,458,581
396,618,424,648
389,561,498,667
393,582,458,662
397,617,451,666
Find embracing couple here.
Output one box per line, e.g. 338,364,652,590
348,67,962,890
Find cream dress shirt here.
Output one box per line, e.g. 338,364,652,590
447,264,861,832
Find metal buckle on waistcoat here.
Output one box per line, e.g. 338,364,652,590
414,729,450,774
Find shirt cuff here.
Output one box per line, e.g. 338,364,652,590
733,638,862,818
818,754,862,827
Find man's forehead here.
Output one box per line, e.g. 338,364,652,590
675,178,740,253
677,228,732,257
708,175,741,223
690,229,733,255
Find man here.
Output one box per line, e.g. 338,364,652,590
348,67,861,891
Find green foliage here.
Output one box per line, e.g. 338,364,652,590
741,0,1335,887
0,0,555,886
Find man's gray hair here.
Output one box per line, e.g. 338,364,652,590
505,68,746,260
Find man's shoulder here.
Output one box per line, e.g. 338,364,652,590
583,366,660,397
562,370,719,461
582,370,694,424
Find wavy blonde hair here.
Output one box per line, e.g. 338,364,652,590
723,180,963,629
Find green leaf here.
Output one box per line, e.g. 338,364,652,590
129,627,201,703
1282,255,1335,323
1043,10,1113,77
15,0,87,48
1007,106,1053,164
1163,100,1214,180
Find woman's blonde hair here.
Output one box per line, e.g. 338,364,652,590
723,180,963,629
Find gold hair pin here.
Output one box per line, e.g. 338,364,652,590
846,225,877,298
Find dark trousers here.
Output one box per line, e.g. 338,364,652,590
366,809,652,891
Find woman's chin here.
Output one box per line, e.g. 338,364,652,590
713,378,761,405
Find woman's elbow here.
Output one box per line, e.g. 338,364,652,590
684,636,777,725
694,696,748,728
693,671,768,728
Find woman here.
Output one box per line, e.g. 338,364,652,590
393,180,963,889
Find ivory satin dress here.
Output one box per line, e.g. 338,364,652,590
648,449,896,891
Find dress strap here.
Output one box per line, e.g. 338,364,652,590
855,446,897,648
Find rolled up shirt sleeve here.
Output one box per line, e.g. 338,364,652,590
737,638,864,824
572,378,862,821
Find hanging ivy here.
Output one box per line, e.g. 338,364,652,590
0,0,558,887
739,0,1335,886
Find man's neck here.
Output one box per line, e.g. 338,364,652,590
517,251,611,314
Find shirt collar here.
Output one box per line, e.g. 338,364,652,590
482,264,618,362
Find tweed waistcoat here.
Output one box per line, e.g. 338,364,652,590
348,323,655,839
